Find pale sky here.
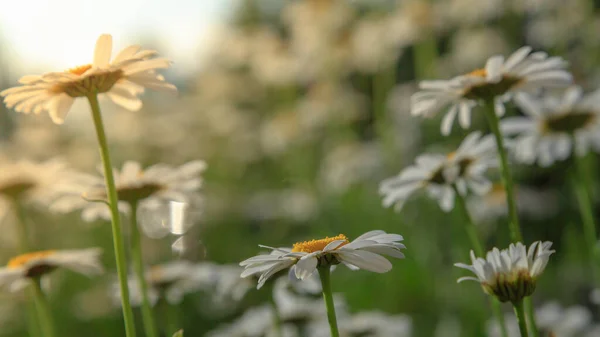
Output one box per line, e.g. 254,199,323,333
0,0,234,75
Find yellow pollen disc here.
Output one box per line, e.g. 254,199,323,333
7,250,56,269
291,234,349,253
67,64,92,76
466,68,487,78
446,151,457,160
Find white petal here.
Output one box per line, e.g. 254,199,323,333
93,34,113,68
336,250,392,273
48,95,75,124
441,104,458,135
295,256,318,280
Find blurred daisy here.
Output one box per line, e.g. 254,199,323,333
240,230,405,289
273,276,348,323
488,301,596,337
0,158,69,217
467,183,559,223
206,305,299,337
51,160,206,222
411,46,572,135
0,34,176,124
115,261,251,307
0,248,103,292
501,87,600,167
114,260,199,306
308,310,412,337
379,131,497,212
455,241,554,303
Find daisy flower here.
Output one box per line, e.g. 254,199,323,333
0,34,176,124
379,131,497,212
51,160,206,222
487,301,597,337
455,241,554,303
206,305,299,337
240,230,405,289
467,183,559,224
0,248,103,292
501,87,600,167
411,46,572,135
0,157,70,216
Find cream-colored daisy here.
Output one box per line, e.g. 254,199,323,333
206,305,299,337
411,46,572,135
0,158,71,222
0,248,103,292
51,160,206,222
240,230,405,289
379,131,497,212
455,241,554,303
308,310,413,337
0,34,176,124
115,261,250,307
501,87,600,167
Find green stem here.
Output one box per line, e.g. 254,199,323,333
413,37,438,80
482,101,523,242
452,185,484,256
31,278,55,337
452,186,509,337
11,198,30,253
130,201,159,337
158,297,180,336
524,298,539,337
11,199,43,337
318,266,340,337
572,150,598,281
269,294,283,337
513,300,529,337
373,67,397,167
86,94,136,337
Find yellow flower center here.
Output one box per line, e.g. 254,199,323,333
466,68,487,78
291,234,349,253
446,151,457,160
7,250,56,269
67,64,93,76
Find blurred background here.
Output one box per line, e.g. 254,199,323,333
1,0,600,336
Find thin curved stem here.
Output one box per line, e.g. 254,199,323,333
513,300,529,337
524,299,539,337
158,297,180,337
269,293,283,337
11,198,30,253
482,100,523,242
11,199,43,337
318,266,340,337
32,278,55,337
452,186,484,256
130,201,159,337
571,149,598,282
452,186,509,337
86,94,136,337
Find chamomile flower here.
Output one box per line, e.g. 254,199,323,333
455,241,554,303
115,261,251,307
308,310,413,337
411,46,572,135
487,301,597,337
240,230,405,289
379,131,497,212
51,160,206,222
501,87,600,167
0,34,176,124
206,305,299,337
0,248,103,292
0,158,70,217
